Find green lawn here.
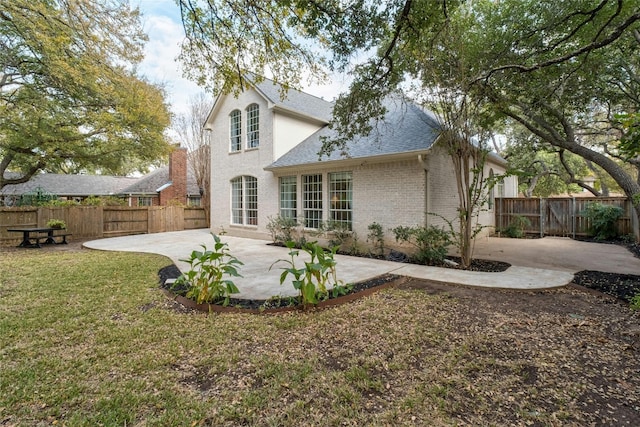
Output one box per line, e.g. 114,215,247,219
1,248,638,426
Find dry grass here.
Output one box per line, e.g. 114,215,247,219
1,246,639,426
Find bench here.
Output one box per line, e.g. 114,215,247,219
36,232,72,245
7,228,72,248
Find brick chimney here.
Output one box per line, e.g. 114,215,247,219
159,146,188,205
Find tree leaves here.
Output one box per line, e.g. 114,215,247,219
0,0,171,186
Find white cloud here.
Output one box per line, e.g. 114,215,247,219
137,2,204,118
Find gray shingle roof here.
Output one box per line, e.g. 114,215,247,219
267,96,441,169
251,77,334,123
1,168,201,197
0,173,138,196
118,166,201,196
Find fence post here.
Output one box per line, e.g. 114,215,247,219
498,197,502,236
572,197,576,239
631,200,639,242
539,198,545,238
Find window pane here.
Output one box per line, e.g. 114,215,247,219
230,110,241,152
329,172,352,230
245,176,258,225
279,176,297,219
138,197,152,207
231,177,243,224
247,104,259,148
303,174,322,229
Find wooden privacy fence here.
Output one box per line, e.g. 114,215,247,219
495,197,637,238
0,206,207,245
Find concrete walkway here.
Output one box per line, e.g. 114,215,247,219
82,229,589,300
473,236,640,275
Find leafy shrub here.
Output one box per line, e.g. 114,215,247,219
318,220,352,249
82,196,126,206
346,231,362,256
583,202,624,241
45,199,80,207
176,233,243,305
502,215,531,238
270,241,347,306
46,219,67,229
266,215,300,245
391,225,452,264
367,222,385,257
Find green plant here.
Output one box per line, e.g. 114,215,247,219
583,202,624,241
323,221,352,249
367,222,385,257
82,195,126,206
329,282,354,299
46,219,67,229
631,294,640,310
347,231,362,256
260,294,298,311
266,215,299,245
392,225,452,264
176,233,243,305
503,215,531,238
270,241,347,306
44,199,80,207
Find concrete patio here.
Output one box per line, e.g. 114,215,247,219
78,229,617,300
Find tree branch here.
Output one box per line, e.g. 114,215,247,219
475,9,640,83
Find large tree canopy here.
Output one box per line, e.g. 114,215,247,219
0,0,172,189
179,0,640,218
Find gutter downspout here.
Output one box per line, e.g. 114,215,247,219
418,154,429,227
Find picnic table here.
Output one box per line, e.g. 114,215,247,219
7,227,71,248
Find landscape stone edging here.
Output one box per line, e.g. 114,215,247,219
161,276,409,315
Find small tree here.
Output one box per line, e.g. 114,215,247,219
175,93,213,222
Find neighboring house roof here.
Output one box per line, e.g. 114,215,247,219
266,96,442,170
0,172,138,197
119,166,201,196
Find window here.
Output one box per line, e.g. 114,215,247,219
488,169,495,210
245,176,258,225
188,196,201,207
229,109,241,152
496,178,505,198
279,176,297,219
231,178,243,223
138,196,152,207
303,174,322,228
329,172,352,230
231,176,258,226
246,103,259,148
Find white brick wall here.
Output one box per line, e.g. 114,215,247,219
208,87,513,248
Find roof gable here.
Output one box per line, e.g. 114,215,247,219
205,76,333,129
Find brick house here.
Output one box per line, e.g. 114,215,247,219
120,147,202,207
203,77,518,246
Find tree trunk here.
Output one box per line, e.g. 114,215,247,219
503,106,640,229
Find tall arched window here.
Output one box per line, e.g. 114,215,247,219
231,176,258,225
229,109,241,152
246,104,259,148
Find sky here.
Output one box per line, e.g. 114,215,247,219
134,0,349,124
